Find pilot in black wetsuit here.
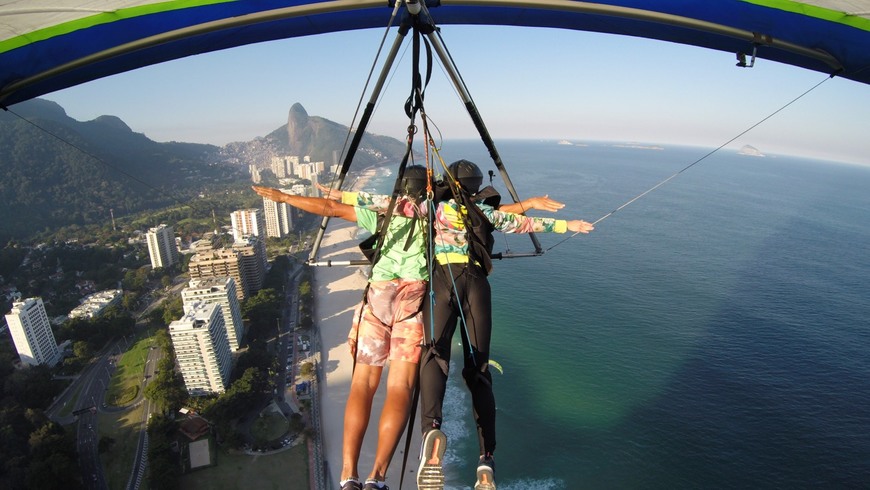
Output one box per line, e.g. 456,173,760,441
417,159,594,490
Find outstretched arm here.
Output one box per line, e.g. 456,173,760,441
499,195,565,214
486,205,594,235
252,186,357,222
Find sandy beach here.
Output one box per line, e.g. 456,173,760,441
315,167,423,489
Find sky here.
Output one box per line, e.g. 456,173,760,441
42,25,870,166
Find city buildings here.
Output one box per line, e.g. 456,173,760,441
182,278,245,351
5,297,61,367
69,289,123,319
187,236,266,302
231,236,267,296
169,302,232,396
270,155,299,179
262,191,294,239
188,249,247,301
230,209,265,241
249,164,261,183
146,224,180,269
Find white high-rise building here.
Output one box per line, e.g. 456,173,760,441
294,162,316,180
169,302,232,396
5,297,60,367
182,278,245,351
249,165,262,183
146,224,179,269
263,192,294,238
230,209,265,241
232,236,267,296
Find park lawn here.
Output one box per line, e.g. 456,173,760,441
179,443,310,490
99,403,147,490
106,337,152,406
251,409,290,444
91,331,157,488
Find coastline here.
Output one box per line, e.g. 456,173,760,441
314,166,422,488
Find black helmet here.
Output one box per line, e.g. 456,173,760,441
448,159,483,194
400,165,428,200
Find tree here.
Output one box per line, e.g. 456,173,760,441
27,422,65,459
98,436,115,454
153,328,173,353
123,266,150,291
232,349,272,382
161,296,183,325
242,288,280,343
72,341,91,359
25,451,83,490
121,291,139,311
144,370,187,413
145,307,165,326
146,412,182,489
5,366,59,409
300,362,314,377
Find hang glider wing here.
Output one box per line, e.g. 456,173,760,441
1,0,869,106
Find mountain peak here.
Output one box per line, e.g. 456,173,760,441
94,114,132,132
286,103,310,153
289,102,308,118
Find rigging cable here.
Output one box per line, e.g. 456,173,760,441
308,2,422,265
543,72,837,253
320,0,402,205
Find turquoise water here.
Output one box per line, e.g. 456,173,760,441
366,140,870,489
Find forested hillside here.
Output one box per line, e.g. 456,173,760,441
0,99,239,242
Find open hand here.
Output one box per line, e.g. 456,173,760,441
524,195,565,212
316,183,342,201
252,185,285,201
567,220,594,234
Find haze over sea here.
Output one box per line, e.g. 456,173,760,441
361,139,870,489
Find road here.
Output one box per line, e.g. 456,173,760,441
48,340,123,490
48,279,177,490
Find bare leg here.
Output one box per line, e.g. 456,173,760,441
367,359,418,481
341,364,384,482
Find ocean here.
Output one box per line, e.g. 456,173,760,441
360,140,870,489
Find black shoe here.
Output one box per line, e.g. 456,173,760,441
362,481,388,490
340,479,362,490
417,429,447,489
474,455,496,490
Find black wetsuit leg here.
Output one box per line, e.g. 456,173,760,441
419,263,496,455
419,263,459,434
457,264,495,455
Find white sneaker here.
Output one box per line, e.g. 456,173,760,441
417,429,447,489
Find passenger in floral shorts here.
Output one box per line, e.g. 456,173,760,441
253,165,429,490
349,278,425,367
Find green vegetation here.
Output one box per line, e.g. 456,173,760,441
251,409,290,444
178,443,309,490
147,412,184,490
0,98,410,490
2,240,145,318
0,338,77,488
0,99,244,243
105,336,153,407
99,403,148,490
